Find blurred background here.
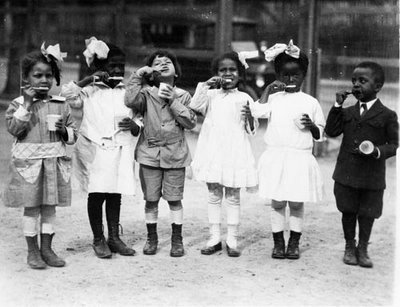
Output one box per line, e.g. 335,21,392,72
0,0,398,101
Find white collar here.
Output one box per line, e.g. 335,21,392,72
360,98,377,109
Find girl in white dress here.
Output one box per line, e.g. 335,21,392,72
251,41,325,260
189,52,258,257
61,38,141,259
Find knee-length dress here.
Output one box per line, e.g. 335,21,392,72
189,83,258,188
61,81,138,195
251,91,325,202
4,96,77,208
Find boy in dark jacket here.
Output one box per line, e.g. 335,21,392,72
325,62,398,268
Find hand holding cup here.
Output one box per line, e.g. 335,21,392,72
158,82,175,102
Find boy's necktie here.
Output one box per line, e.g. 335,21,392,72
360,103,367,117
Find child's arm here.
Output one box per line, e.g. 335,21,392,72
168,91,197,130
301,101,325,141
374,111,398,160
242,99,258,135
189,81,213,116
60,81,90,110
259,80,287,104
324,90,349,137
5,98,33,139
124,67,153,114
55,103,77,145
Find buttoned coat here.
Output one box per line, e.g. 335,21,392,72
325,99,398,190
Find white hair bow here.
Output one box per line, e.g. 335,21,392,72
237,50,259,69
264,39,300,62
83,37,110,67
41,42,67,66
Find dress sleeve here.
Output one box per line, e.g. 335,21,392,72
189,82,211,116
313,100,326,142
250,99,272,119
62,103,78,145
60,81,87,109
5,99,32,138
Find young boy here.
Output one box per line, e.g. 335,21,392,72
325,62,398,268
125,50,197,257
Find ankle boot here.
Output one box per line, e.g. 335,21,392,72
26,236,47,269
286,231,301,259
143,223,158,255
40,233,66,267
271,231,285,259
357,241,373,268
93,235,112,258
170,223,184,257
107,223,135,256
343,239,358,265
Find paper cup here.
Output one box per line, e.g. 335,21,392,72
46,114,61,131
158,82,169,99
359,140,374,155
294,115,305,129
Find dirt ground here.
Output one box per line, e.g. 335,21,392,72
0,99,398,306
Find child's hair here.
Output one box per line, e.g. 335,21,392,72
211,52,246,86
355,61,385,86
92,43,126,69
145,50,182,81
274,51,309,76
21,51,61,86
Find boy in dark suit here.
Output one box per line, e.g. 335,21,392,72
325,62,398,268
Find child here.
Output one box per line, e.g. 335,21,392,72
61,37,140,259
4,43,76,269
124,50,196,257
189,52,257,257
325,62,398,268
251,40,325,259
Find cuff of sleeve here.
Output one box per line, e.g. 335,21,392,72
375,147,381,159
334,102,343,108
65,127,75,145
14,105,31,121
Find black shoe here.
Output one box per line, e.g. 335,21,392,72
40,234,66,267
170,223,184,257
226,243,241,257
143,223,158,255
26,236,47,269
357,242,373,268
107,224,135,256
343,240,358,265
201,242,222,255
93,236,112,259
271,232,285,259
285,231,301,260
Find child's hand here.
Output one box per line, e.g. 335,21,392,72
300,114,316,129
159,84,176,103
266,80,286,95
335,90,352,105
241,102,253,121
118,117,134,131
55,117,67,136
205,76,222,88
137,66,155,78
92,71,109,83
21,85,36,110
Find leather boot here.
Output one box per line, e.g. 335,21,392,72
170,223,184,257
271,231,285,259
92,223,112,259
343,239,358,265
357,241,373,268
40,233,66,267
286,231,301,259
107,223,135,256
26,236,46,269
143,223,158,255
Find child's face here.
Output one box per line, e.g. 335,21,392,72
151,56,176,82
277,62,305,92
25,62,53,95
217,58,239,90
351,67,382,102
103,55,125,88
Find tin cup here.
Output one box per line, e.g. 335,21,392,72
359,140,374,155
46,114,61,131
294,114,306,129
158,82,170,99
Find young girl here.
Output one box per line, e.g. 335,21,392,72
125,50,196,257
251,40,325,259
61,37,140,259
4,43,76,269
189,52,258,257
